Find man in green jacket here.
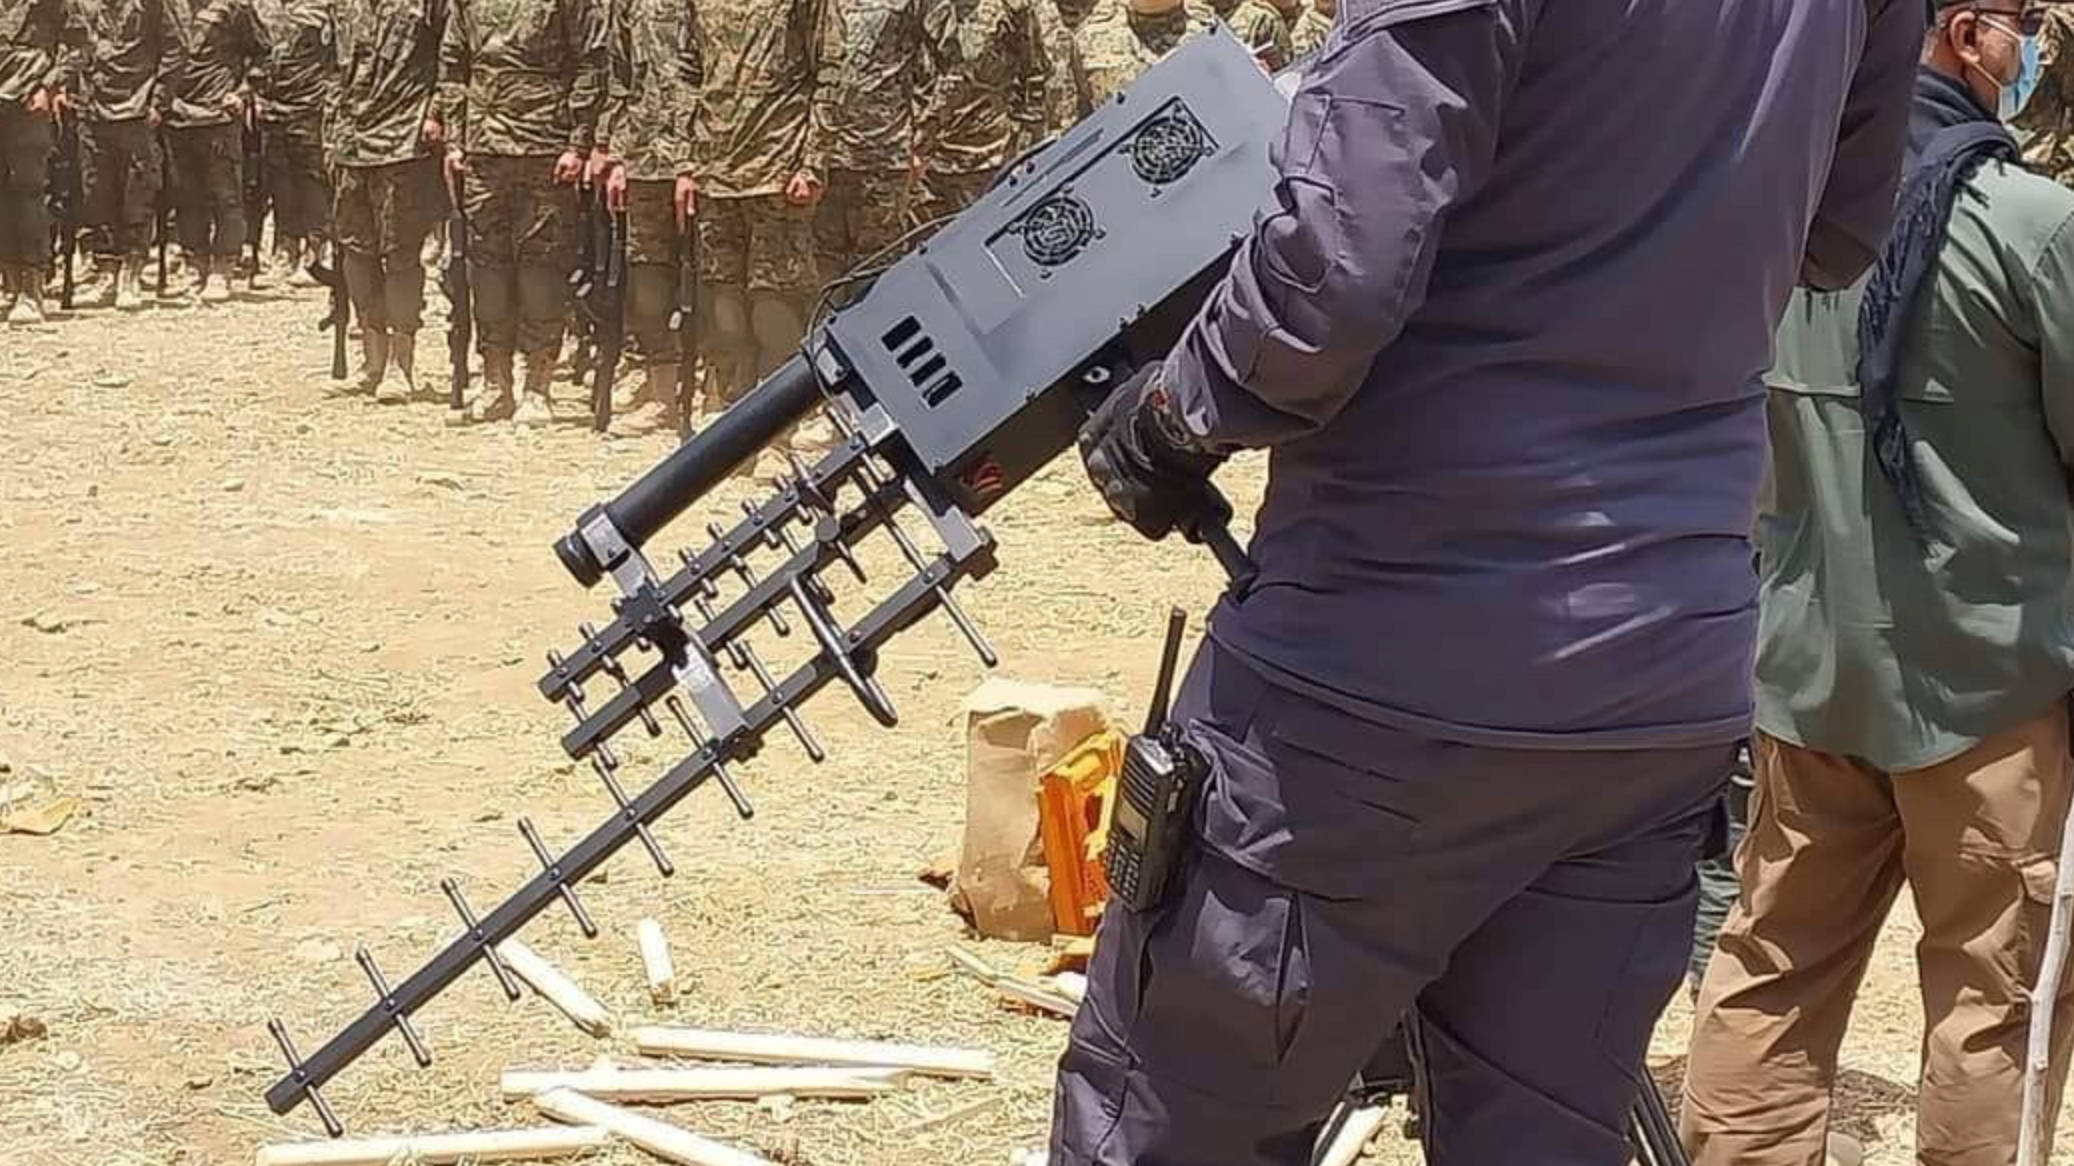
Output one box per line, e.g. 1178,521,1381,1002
1682,4,2074,1163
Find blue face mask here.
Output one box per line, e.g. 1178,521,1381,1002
1984,20,2043,120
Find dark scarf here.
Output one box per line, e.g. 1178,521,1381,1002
1855,69,2016,535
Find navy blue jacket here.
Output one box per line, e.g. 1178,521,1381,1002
1166,0,1922,747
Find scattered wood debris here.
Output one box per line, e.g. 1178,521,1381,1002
253,1124,612,1166
534,1088,774,1166
501,1065,910,1103
637,918,676,1007
495,937,612,1038
630,1027,994,1081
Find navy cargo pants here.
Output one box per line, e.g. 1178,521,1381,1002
1049,644,1730,1165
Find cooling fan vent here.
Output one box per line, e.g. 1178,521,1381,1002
1129,111,1211,186
1020,194,1097,268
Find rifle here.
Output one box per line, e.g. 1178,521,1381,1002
566,181,601,400
254,30,1693,1166
155,126,171,295
585,205,625,433
671,213,699,438
242,118,267,267
306,256,349,380
49,107,81,309
443,171,471,410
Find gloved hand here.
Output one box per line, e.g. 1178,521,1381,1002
1077,362,1228,541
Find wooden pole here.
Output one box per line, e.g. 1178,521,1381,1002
1311,1103,1387,1166
630,1026,994,1080
497,936,613,1039
503,1065,910,1102
2017,793,2074,1166
638,918,677,1007
534,1088,774,1166
255,1125,611,1166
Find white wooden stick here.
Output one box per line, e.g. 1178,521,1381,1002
1051,972,1088,1005
630,1026,994,1080
2017,795,2074,1166
996,975,1077,1018
497,937,612,1038
534,1088,772,1166
503,1065,910,1102
637,919,677,1007
1312,1103,1388,1166
255,1125,610,1166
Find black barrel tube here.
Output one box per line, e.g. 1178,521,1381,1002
556,354,822,586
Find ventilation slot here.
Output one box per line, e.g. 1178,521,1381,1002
880,315,965,407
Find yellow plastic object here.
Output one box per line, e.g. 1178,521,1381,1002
1037,729,1125,936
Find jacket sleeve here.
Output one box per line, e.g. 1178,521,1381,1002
675,0,700,173
240,0,271,94
565,0,607,150
2031,209,2074,474
799,0,843,175
911,0,960,156
436,0,466,144
1799,0,1922,292
1158,0,1523,453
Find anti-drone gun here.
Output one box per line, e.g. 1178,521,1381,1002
262,26,1284,1132
259,31,1690,1166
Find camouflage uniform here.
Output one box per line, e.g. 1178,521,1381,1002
817,0,958,289
1287,0,1328,58
602,0,700,415
922,0,1049,216
439,0,608,422
251,0,328,250
58,0,166,299
327,0,447,398
0,0,65,311
1207,0,1286,70
163,0,269,294
1077,1,1197,106
693,0,843,406
2019,5,2074,187
1033,0,1088,134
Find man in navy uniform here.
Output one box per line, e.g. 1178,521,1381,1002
1057,1,1925,1163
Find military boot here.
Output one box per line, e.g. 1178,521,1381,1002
200,256,232,304
7,268,46,326
86,258,120,309
353,329,388,394
516,350,556,427
115,256,146,311
459,348,516,424
377,331,416,404
608,362,676,435
287,239,321,289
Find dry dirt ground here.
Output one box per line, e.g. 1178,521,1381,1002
0,277,2067,1166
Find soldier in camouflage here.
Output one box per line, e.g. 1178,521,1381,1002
1077,0,1198,106
0,0,65,324
163,0,270,303
1033,0,1088,134
816,0,958,299
1204,0,1285,70
327,0,448,402
250,0,329,284
2018,3,2074,187
692,0,843,415
440,0,608,425
57,0,167,312
920,0,1049,216
1287,0,1328,59
599,0,701,431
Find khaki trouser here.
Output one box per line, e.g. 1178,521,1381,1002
1682,712,2074,1166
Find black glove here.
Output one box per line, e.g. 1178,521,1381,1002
1077,363,1227,541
